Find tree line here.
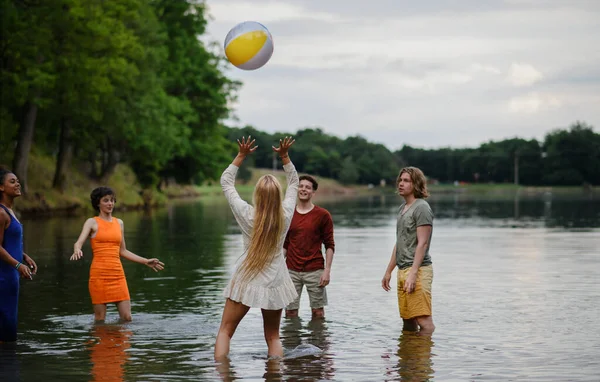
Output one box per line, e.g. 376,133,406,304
1,1,598,193
229,121,600,187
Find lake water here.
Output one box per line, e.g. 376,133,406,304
1,191,599,381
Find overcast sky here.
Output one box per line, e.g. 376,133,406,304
204,0,599,150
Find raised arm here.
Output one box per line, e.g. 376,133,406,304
272,136,298,218
220,136,258,235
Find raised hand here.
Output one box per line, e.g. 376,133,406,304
272,136,295,158
237,136,258,156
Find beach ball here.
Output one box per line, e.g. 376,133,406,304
224,21,274,70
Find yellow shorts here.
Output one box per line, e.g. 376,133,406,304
397,265,433,320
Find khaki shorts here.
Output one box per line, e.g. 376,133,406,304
286,269,328,310
397,265,433,320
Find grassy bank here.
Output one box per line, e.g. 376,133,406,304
6,152,378,217
6,151,155,217
5,152,596,218
428,182,596,196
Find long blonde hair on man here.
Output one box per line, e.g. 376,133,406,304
237,174,285,284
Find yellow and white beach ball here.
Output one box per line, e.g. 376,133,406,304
224,21,274,71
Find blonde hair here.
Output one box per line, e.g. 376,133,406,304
237,174,285,284
396,167,430,198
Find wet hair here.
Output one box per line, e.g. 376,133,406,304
396,167,430,198
299,175,319,191
0,168,14,199
90,186,116,212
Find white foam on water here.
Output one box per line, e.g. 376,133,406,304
284,344,323,359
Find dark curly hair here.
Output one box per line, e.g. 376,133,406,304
0,168,14,200
299,175,319,191
90,186,116,212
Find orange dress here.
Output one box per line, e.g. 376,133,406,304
89,217,130,304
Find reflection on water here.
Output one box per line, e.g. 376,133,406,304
89,325,131,382
281,318,335,380
393,333,434,382
0,344,20,382
9,193,600,380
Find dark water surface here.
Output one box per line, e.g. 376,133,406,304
2,192,599,381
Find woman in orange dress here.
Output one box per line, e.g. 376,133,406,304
71,187,164,322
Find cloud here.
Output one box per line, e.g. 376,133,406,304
507,63,544,87
508,93,561,114
206,1,344,24
206,0,600,149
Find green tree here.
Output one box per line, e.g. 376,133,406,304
339,156,359,185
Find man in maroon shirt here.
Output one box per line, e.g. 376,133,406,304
283,175,335,319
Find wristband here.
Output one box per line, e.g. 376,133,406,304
280,154,289,159
15,262,22,270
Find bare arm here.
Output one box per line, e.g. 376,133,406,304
0,211,18,267
118,220,164,271
381,244,397,291
403,225,432,293
71,218,96,261
0,210,33,279
319,212,335,286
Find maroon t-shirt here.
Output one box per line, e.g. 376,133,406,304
283,205,335,272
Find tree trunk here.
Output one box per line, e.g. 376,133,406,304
12,101,38,194
52,117,73,192
99,138,119,183
88,150,98,179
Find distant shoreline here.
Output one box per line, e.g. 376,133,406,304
9,152,597,219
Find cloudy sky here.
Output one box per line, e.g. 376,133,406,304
204,0,599,150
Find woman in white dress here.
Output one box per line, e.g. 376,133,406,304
214,136,299,361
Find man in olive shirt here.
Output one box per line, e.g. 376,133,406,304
382,166,435,334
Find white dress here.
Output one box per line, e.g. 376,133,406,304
220,162,299,310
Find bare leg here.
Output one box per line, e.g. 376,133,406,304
402,318,418,332
214,299,250,361
93,304,107,323
285,309,298,318
415,315,435,335
116,300,133,322
311,308,325,319
261,309,284,358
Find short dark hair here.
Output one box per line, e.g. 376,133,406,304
299,175,318,191
90,186,116,212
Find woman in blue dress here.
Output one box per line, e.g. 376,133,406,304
0,169,37,343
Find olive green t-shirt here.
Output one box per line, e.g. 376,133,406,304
395,198,434,270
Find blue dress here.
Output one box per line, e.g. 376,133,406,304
0,204,23,342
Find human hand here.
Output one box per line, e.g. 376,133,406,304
381,272,392,291
237,136,258,156
23,254,37,274
272,136,295,158
319,269,331,287
145,258,165,272
16,262,33,280
403,271,417,293
70,248,83,261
